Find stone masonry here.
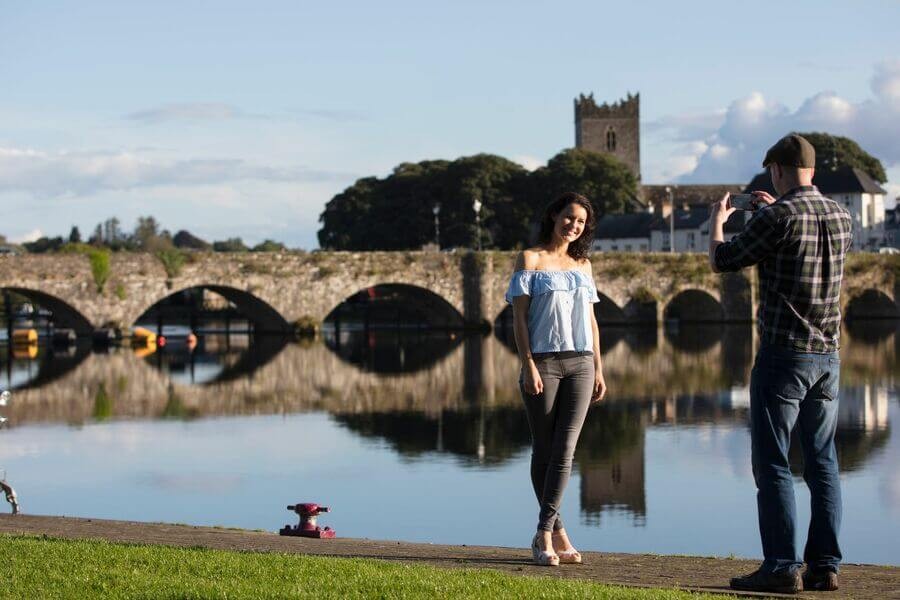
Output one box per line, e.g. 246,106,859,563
0,252,896,335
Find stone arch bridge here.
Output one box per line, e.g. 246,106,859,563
0,252,896,335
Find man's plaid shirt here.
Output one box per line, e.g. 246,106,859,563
715,185,852,353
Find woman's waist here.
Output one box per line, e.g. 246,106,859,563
532,350,593,360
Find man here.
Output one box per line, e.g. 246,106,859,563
709,134,852,594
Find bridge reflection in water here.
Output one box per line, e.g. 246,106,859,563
1,314,897,564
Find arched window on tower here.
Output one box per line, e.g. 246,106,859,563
606,128,617,152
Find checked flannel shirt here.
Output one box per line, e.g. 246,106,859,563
714,185,853,353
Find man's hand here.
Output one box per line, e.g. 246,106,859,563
751,190,777,207
712,192,736,223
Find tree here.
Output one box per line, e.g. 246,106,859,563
173,230,211,250
317,155,528,250
133,216,160,248
252,239,287,252
68,226,82,244
529,149,640,220
212,237,248,252
103,217,121,245
90,224,103,245
23,236,65,253
797,132,887,183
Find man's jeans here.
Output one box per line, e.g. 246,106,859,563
750,344,842,574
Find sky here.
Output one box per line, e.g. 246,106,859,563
1,1,899,249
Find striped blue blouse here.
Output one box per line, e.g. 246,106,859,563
504,270,600,353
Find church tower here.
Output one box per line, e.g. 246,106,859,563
574,92,641,180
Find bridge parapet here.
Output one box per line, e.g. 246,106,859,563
0,252,895,332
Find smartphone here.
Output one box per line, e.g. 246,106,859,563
729,193,757,211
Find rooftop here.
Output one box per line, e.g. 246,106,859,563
744,166,888,196
594,212,657,239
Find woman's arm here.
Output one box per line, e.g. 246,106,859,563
512,251,543,395
585,261,607,402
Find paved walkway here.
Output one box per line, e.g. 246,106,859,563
1,515,897,599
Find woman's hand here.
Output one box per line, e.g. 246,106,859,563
591,368,607,403
523,361,544,395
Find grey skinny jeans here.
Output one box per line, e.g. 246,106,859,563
519,351,594,532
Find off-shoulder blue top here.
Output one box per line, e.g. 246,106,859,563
504,270,600,353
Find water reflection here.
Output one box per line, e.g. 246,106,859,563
145,332,290,385
323,329,463,374
0,341,91,390
1,319,898,564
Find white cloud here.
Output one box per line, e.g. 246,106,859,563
10,228,43,243
126,103,248,123
644,109,726,142
512,155,543,171
0,147,355,197
651,60,900,185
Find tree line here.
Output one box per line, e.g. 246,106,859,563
14,217,286,254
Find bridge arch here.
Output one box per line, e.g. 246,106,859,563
664,289,724,323
594,293,626,325
134,285,291,333
324,283,464,329
2,287,94,335
845,289,898,321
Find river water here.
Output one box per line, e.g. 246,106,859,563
1,322,897,565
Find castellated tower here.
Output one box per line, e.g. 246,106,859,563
574,92,640,180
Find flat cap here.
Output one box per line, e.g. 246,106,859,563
762,134,816,168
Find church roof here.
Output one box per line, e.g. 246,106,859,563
594,212,656,239
744,166,887,195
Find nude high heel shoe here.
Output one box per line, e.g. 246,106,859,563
531,533,559,567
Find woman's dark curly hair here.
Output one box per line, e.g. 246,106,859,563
537,192,596,261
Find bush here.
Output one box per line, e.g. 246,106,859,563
155,248,187,279
88,249,111,294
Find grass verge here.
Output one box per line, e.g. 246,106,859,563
1,535,734,599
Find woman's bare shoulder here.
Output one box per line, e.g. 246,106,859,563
514,248,543,271
576,257,594,276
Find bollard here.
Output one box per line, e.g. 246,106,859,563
279,503,335,538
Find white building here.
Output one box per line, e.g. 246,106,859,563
745,166,887,251
593,184,744,253
593,212,654,252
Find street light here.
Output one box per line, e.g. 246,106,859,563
473,197,483,251
433,203,441,249
665,186,675,254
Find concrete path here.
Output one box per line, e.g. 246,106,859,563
1,515,897,599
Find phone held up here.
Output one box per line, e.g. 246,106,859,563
729,193,758,211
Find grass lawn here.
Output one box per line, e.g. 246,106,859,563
0,535,736,599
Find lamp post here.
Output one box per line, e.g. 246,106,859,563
473,197,483,251
433,203,441,249
665,186,675,253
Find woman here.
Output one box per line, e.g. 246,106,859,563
505,191,607,566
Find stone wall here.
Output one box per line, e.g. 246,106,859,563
0,251,896,333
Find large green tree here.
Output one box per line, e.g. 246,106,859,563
797,132,887,183
529,149,639,219
318,155,528,250
317,149,637,250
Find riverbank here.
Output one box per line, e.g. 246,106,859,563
2,515,898,598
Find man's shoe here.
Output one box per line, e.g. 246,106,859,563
730,569,803,594
803,569,839,591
